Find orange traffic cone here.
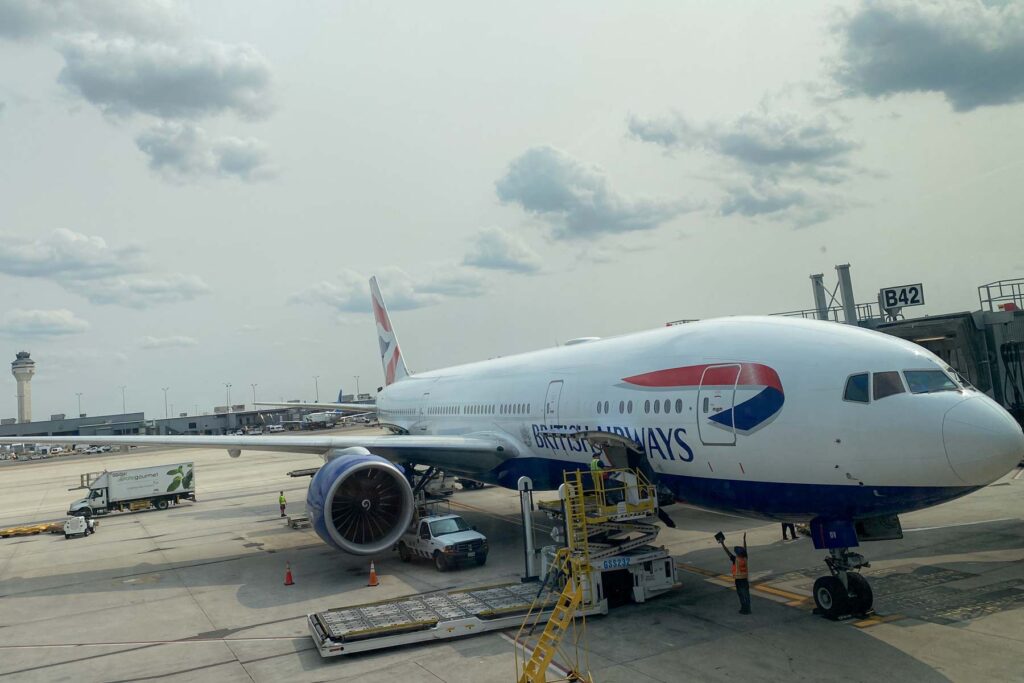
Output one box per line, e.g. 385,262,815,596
284,562,294,586
367,561,379,587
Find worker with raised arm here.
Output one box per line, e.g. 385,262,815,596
718,531,751,614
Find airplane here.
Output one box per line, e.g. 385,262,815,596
4,275,1022,619
281,410,375,430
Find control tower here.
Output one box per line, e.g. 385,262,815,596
11,351,35,423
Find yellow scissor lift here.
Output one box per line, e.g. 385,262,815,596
516,468,663,683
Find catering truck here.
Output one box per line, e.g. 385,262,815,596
68,463,195,516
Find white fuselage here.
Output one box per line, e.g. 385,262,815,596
375,316,1023,522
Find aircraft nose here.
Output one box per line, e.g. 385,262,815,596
943,397,1024,484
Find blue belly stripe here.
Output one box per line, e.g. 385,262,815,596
483,457,978,521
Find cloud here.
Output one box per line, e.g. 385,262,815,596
495,145,694,239
1,308,89,336
292,267,486,313
463,227,542,273
0,230,210,307
720,181,839,228
58,35,272,120
78,274,210,308
834,0,1024,112
0,0,187,42
417,271,489,298
628,109,857,181
136,122,274,181
140,335,198,349
0,228,144,279
629,106,860,227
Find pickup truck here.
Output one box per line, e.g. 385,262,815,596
396,514,488,571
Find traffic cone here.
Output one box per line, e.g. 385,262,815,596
284,561,294,586
367,561,379,587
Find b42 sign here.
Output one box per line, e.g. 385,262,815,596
880,284,924,310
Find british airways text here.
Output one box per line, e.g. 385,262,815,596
531,423,694,462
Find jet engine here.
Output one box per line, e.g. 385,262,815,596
306,447,415,555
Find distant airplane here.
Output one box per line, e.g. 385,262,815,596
281,410,374,429
6,275,1021,618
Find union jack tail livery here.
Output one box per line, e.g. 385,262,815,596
370,276,410,386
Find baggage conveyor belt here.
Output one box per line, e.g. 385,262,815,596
309,581,603,657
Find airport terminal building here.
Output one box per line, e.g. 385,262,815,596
0,406,297,439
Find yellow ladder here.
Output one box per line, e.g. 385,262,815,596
519,553,585,683
518,471,594,683
564,471,590,557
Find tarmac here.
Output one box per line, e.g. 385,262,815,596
2,427,1023,682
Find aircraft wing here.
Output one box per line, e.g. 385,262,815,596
0,433,513,474
255,401,376,413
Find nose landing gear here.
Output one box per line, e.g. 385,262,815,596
813,547,873,619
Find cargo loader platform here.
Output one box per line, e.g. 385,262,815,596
308,582,604,657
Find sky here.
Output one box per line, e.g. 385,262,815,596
1,0,1024,420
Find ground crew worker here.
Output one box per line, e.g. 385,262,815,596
589,452,605,493
718,532,750,614
279,491,287,518
781,522,797,540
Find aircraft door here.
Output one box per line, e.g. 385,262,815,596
544,381,564,424
697,364,740,445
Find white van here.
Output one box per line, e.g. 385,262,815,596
63,516,96,539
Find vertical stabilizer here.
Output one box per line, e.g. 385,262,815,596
370,276,410,386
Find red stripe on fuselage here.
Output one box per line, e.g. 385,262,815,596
623,362,783,393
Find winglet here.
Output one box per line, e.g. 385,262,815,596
370,276,410,385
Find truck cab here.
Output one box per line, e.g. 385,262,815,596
396,514,488,571
69,488,107,516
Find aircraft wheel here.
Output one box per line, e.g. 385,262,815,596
846,573,873,615
813,576,848,619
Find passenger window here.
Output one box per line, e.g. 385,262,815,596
619,400,624,414
603,401,609,414
627,400,633,414
597,401,602,414
873,371,905,400
675,398,683,413
844,373,869,403
663,399,670,414
644,400,651,414
653,400,660,414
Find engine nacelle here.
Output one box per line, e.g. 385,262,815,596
306,448,415,555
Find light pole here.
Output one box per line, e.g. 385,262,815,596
119,385,126,414
251,383,258,405
354,375,360,396
162,387,169,418
225,383,232,410
75,392,83,416
313,375,320,402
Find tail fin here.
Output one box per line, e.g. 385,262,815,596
370,276,410,386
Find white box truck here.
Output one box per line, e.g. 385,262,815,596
68,463,195,516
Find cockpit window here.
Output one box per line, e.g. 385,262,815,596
948,367,973,390
873,371,905,400
904,370,959,394
844,373,869,403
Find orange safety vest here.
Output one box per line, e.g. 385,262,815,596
731,556,748,580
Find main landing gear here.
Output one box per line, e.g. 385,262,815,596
812,547,873,619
